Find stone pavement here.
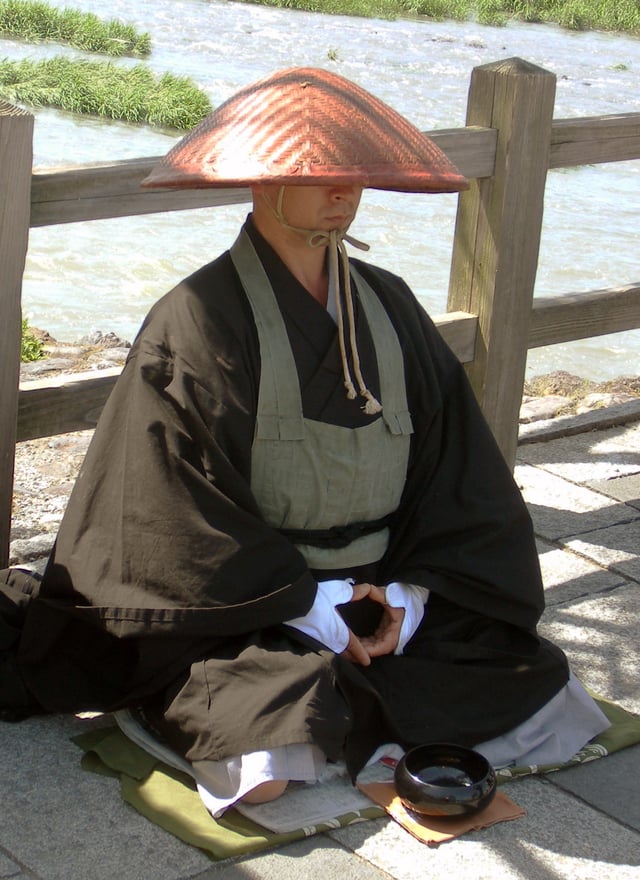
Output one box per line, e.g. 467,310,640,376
1,416,638,880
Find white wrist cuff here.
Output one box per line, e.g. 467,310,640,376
284,579,354,653
385,582,430,655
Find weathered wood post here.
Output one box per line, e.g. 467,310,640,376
0,103,33,568
448,58,556,469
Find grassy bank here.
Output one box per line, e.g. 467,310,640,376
0,0,151,56
244,0,640,33
473,0,640,31
0,57,212,129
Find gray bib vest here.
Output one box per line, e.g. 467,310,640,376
230,230,413,570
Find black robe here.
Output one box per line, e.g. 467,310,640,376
4,218,568,774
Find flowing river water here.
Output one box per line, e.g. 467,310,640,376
4,1,639,380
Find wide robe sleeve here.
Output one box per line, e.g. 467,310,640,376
18,254,317,710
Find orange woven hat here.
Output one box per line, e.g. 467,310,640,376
141,67,467,193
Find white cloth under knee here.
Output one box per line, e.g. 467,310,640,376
473,673,610,768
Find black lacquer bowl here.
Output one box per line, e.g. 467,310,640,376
394,743,496,818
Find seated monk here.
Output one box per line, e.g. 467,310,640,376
1,68,608,814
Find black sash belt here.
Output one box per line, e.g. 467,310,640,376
278,514,393,549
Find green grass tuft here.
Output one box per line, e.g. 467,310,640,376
238,0,402,19
0,0,151,57
403,0,471,21
0,57,212,130
21,319,43,363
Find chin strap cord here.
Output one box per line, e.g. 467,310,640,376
268,187,382,415
326,229,382,414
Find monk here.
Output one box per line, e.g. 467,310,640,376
1,68,608,813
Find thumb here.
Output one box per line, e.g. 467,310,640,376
351,582,372,602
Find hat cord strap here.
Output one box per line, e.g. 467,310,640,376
326,231,357,401
333,230,382,415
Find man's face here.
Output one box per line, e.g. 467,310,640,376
258,184,363,234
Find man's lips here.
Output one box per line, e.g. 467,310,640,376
325,213,352,226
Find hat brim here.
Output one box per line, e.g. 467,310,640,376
142,67,468,194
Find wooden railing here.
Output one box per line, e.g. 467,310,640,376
2,57,640,566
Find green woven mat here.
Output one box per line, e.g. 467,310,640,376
74,696,640,861
74,726,383,860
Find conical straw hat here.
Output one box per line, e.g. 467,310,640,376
142,67,467,193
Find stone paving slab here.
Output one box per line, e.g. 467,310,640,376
189,835,393,880
548,744,640,833
540,584,640,716
585,473,640,510
518,422,640,483
0,715,213,880
537,538,628,606
329,776,640,880
518,402,640,446
515,464,634,540
563,521,640,583
0,851,23,879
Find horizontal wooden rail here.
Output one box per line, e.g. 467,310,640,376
17,367,120,442
549,114,640,168
16,311,478,442
17,278,640,443
529,282,640,348
29,113,640,228
432,311,478,362
15,312,479,442
28,127,499,227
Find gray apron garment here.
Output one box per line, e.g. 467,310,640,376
230,230,414,570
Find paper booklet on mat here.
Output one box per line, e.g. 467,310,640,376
234,760,395,833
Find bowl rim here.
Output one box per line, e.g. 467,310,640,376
398,742,495,791
394,742,497,816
